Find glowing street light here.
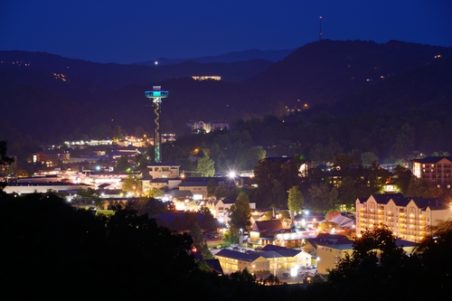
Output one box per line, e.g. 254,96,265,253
227,170,237,179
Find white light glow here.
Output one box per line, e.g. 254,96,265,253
290,266,298,277
227,170,237,179
193,194,203,201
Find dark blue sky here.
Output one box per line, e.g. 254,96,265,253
1,0,451,63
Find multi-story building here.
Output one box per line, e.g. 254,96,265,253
307,233,416,274
214,245,311,276
356,194,452,242
147,163,180,179
214,249,269,275
315,241,354,275
187,120,229,134
411,156,452,189
209,196,256,224
261,244,312,272
141,177,182,193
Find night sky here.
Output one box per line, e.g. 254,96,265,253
1,0,451,63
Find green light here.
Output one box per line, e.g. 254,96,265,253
153,91,161,97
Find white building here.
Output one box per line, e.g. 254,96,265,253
147,164,180,179
3,183,90,194
211,196,256,224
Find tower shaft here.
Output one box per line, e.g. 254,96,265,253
153,101,162,163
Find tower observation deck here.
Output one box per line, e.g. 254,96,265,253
144,86,168,163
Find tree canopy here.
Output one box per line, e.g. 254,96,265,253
196,152,216,177
287,185,303,220
229,191,252,231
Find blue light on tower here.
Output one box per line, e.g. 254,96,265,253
144,85,168,163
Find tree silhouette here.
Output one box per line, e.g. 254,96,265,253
196,152,216,177
0,141,13,165
287,185,303,222
229,191,251,231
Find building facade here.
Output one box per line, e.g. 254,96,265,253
211,197,256,225
316,243,353,275
412,157,452,189
147,164,180,179
188,120,229,134
356,194,452,242
214,249,269,275
215,246,311,276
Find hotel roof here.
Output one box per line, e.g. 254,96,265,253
357,194,446,210
411,156,452,164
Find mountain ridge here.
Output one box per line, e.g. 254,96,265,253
139,48,292,65
1,39,451,148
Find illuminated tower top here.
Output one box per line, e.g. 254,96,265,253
145,86,169,103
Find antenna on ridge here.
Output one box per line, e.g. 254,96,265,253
319,16,324,40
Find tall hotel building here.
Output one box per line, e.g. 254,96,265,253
356,194,452,242
411,157,452,189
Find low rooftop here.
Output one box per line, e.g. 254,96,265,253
261,244,302,257
215,249,262,262
308,234,353,248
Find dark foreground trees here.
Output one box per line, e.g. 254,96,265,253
328,227,452,299
0,192,198,300
0,193,278,300
2,192,452,301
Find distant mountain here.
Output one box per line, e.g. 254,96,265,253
0,51,272,83
1,40,451,151
242,40,452,112
0,50,270,146
141,49,292,65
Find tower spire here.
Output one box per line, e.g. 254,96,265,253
319,16,324,40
